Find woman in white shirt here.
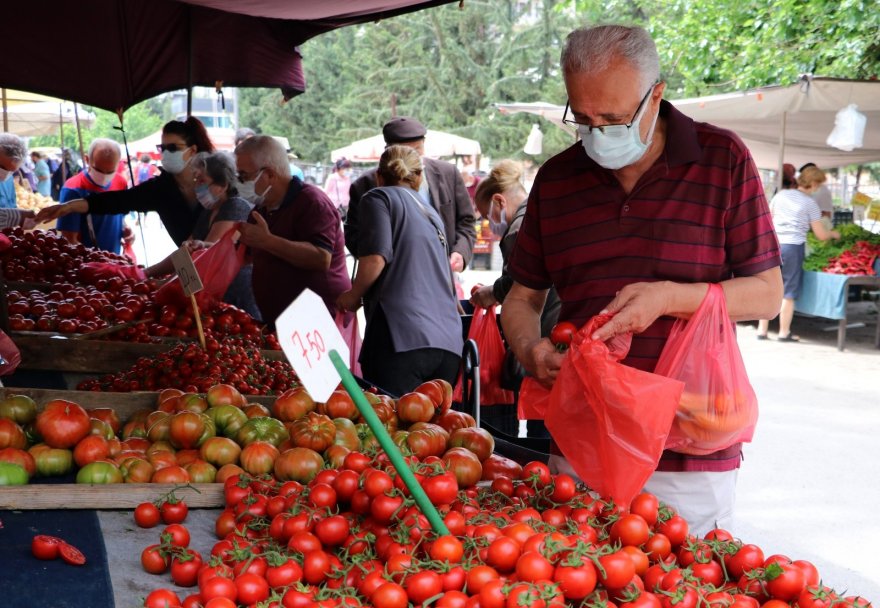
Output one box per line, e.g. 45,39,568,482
758,167,839,341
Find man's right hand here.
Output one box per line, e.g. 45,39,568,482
528,337,566,388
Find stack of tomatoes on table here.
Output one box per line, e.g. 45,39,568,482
133,458,873,608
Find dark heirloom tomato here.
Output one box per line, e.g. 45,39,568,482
448,426,495,461
288,412,336,452
396,391,435,424
236,416,289,447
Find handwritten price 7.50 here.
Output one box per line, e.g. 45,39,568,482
291,330,326,369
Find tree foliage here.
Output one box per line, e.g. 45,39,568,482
240,1,578,164
574,0,880,98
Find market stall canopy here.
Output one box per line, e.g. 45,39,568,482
672,77,880,170
495,78,880,170
5,0,454,113
1,102,96,138
331,129,482,163
494,102,576,136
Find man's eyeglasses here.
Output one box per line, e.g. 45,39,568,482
562,82,658,134
156,143,187,153
236,167,267,183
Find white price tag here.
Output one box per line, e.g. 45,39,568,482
170,246,203,297
275,289,349,402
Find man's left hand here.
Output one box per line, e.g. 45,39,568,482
449,252,465,273
336,290,362,313
238,211,272,249
591,281,672,342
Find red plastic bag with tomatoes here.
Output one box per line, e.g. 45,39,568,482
545,314,683,506
453,305,514,405
155,227,245,310
654,284,758,455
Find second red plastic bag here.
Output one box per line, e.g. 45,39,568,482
654,284,759,455
545,314,683,507
454,305,514,405
155,227,245,310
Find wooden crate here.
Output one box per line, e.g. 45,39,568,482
12,333,178,374
0,483,224,510
0,388,277,509
11,331,286,372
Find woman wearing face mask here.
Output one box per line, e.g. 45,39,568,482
468,160,559,438
757,167,839,342
323,158,352,220
337,145,462,396
137,151,261,319
35,117,214,246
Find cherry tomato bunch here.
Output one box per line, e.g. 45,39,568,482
78,339,297,395
134,459,875,608
1,228,280,349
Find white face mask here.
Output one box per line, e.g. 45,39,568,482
89,167,115,188
576,85,658,170
161,150,189,174
487,198,508,237
238,170,272,206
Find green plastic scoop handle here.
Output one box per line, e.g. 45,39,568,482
328,349,450,536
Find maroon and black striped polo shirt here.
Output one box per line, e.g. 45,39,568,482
508,100,781,472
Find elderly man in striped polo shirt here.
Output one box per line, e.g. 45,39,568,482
502,24,783,534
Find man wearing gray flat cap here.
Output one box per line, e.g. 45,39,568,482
345,117,475,274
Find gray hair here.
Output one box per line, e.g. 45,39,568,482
234,127,256,146
192,151,239,196
88,137,121,159
0,133,27,163
561,25,660,91
235,135,291,179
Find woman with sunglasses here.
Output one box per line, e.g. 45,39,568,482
36,117,214,246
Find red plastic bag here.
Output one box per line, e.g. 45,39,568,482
545,314,684,506
454,306,514,405
518,377,550,420
335,311,362,377
654,284,759,455
78,262,145,283
155,227,244,309
0,329,21,376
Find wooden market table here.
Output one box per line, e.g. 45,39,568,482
795,271,880,351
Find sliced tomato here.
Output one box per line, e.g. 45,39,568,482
31,535,64,560
59,543,86,566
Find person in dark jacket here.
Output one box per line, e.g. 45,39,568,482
36,118,214,246
345,117,475,273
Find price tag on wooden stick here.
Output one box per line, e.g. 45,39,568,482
170,246,203,297
276,289,349,402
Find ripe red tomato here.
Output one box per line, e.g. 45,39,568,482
58,542,86,565
611,513,651,547
766,562,807,601
630,492,660,526
161,498,189,524
554,560,598,600
162,523,191,547
134,502,161,528
550,321,577,346
144,589,182,608
171,549,203,587
234,572,270,605
599,551,637,589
